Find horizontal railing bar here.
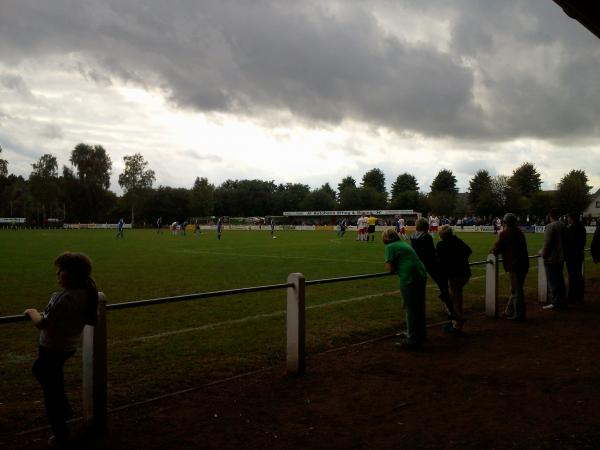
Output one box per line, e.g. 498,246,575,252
470,260,492,266
106,283,293,311
306,272,391,286
0,314,28,324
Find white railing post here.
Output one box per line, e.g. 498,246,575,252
286,273,305,375
537,256,548,304
82,292,107,430
485,254,498,318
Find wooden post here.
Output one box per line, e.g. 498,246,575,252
485,254,498,318
82,292,107,430
286,273,306,375
538,256,548,304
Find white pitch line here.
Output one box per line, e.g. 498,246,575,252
108,291,398,346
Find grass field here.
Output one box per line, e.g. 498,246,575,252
1,228,597,433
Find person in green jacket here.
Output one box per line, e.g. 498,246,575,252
383,228,427,350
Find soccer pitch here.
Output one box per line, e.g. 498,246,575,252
0,228,596,432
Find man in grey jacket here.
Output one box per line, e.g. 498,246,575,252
540,209,566,310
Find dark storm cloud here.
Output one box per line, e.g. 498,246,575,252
1,0,599,142
444,0,600,141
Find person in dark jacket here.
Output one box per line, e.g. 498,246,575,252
540,208,567,310
410,218,458,322
491,213,529,320
437,225,472,334
24,252,99,448
565,212,587,303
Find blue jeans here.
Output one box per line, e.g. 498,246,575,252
544,261,566,308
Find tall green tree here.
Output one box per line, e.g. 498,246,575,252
321,182,337,203
189,177,215,217
31,154,58,178
337,176,356,193
429,169,457,215
361,168,387,194
0,146,10,217
491,175,510,211
467,170,499,217
390,173,420,211
2,175,29,219
338,186,363,210
273,183,310,214
29,154,60,221
147,186,190,222
118,153,156,225
0,145,8,178
502,163,542,217
214,179,276,216
390,190,428,212
428,191,456,217
430,169,458,194
299,184,337,211
530,191,556,221
118,153,155,192
509,162,542,198
71,143,112,189
360,186,388,210
69,143,113,221
555,170,592,214
391,173,418,199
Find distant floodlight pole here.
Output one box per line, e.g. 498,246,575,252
286,273,306,375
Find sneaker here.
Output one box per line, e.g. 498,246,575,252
542,304,556,310
394,331,407,339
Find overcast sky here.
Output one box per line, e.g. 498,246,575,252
1,0,599,195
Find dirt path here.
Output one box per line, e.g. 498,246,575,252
5,282,600,450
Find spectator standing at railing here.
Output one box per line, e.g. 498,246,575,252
383,228,427,351
491,213,529,321
23,252,99,449
540,208,567,310
410,218,458,325
436,225,472,334
565,212,587,304
592,221,600,263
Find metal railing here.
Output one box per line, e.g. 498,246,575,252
0,251,592,431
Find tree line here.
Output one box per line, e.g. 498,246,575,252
0,143,594,225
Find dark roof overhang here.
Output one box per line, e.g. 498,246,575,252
554,0,600,40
